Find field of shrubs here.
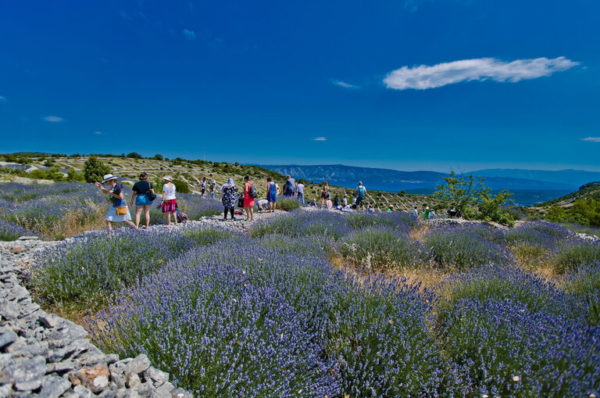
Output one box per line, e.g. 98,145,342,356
0,182,222,240
21,205,600,396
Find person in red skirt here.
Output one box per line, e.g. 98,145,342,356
243,175,256,221
161,176,178,225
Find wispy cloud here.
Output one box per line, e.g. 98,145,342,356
0,95,6,102
94,131,103,135
582,137,600,143
332,80,360,89
43,115,64,123
313,137,327,142
183,29,196,40
383,56,579,90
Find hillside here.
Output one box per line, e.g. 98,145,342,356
0,153,437,211
537,182,600,207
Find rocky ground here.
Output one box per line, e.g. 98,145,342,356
0,209,284,397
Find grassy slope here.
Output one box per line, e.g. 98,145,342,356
0,154,436,211
536,182,600,208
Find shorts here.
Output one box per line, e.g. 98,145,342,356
135,194,154,206
267,192,277,202
356,196,365,206
161,199,177,213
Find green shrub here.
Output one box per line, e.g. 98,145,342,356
277,198,300,211
172,178,191,194
83,157,111,183
339,227,424,271
554,241,600,274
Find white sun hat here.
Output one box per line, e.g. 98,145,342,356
102,174,118,183
163,175,173,182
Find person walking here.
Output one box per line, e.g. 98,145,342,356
296,180,305,205
130,172,155,229
200,177,207,197
282,175,296,199
161,176,178,225
320,182,330,208
95,174,137,232
412,207,419,219
266,177,279,212
356,181,367,210
209,179,216,198
221,178,238,221
243,176,256,221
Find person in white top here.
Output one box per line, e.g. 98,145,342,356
161,176,178,225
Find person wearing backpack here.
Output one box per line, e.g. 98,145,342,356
95,174,137,232
130,172,156,229
243,175,256,221
355,181,367,210
283,175,296,198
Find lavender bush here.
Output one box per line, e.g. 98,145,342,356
29,226,237,310
93,239,448,396
564,263,600,325
554,240,600,273
345,211,417,232
425,225,512,270
0,219,35,241
437,266,600,396
339,226,425,271
0,182,106,239
250,210,351,239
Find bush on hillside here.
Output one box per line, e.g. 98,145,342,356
83,157,111,183
172,178,191,194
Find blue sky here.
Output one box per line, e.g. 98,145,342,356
1,0,599,171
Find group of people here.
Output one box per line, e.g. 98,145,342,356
312,181,369,211
95,171,439,231
95,173,180,231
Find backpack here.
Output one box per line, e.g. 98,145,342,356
357,186,366,198
176,209,188,223
249,183,258,199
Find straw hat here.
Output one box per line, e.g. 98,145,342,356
163,176,173,182
102,174,118,183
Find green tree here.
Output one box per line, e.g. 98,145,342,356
152,154,163,161
127,152,143,159
172,178,191,194
433,171,483,217
83,157,111,183
67,168,86,182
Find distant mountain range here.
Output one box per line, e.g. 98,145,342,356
260,164,600,206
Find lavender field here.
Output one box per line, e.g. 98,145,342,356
22,205,600,397
0,182,222,240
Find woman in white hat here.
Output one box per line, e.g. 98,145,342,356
95,174,137,231
161,176,178,225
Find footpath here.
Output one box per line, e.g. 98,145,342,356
0,211,281,397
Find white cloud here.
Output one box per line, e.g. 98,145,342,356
313,137,327,141
183,29,196,40
582,137,600,143
94,131,103,135
383,56,579,90
0,96,6,102
43,115,64,123
332,80,360,89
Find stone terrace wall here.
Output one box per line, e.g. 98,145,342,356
0,236,193,398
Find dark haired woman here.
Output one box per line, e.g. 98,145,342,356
130,172,155,228
243,176,256,221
